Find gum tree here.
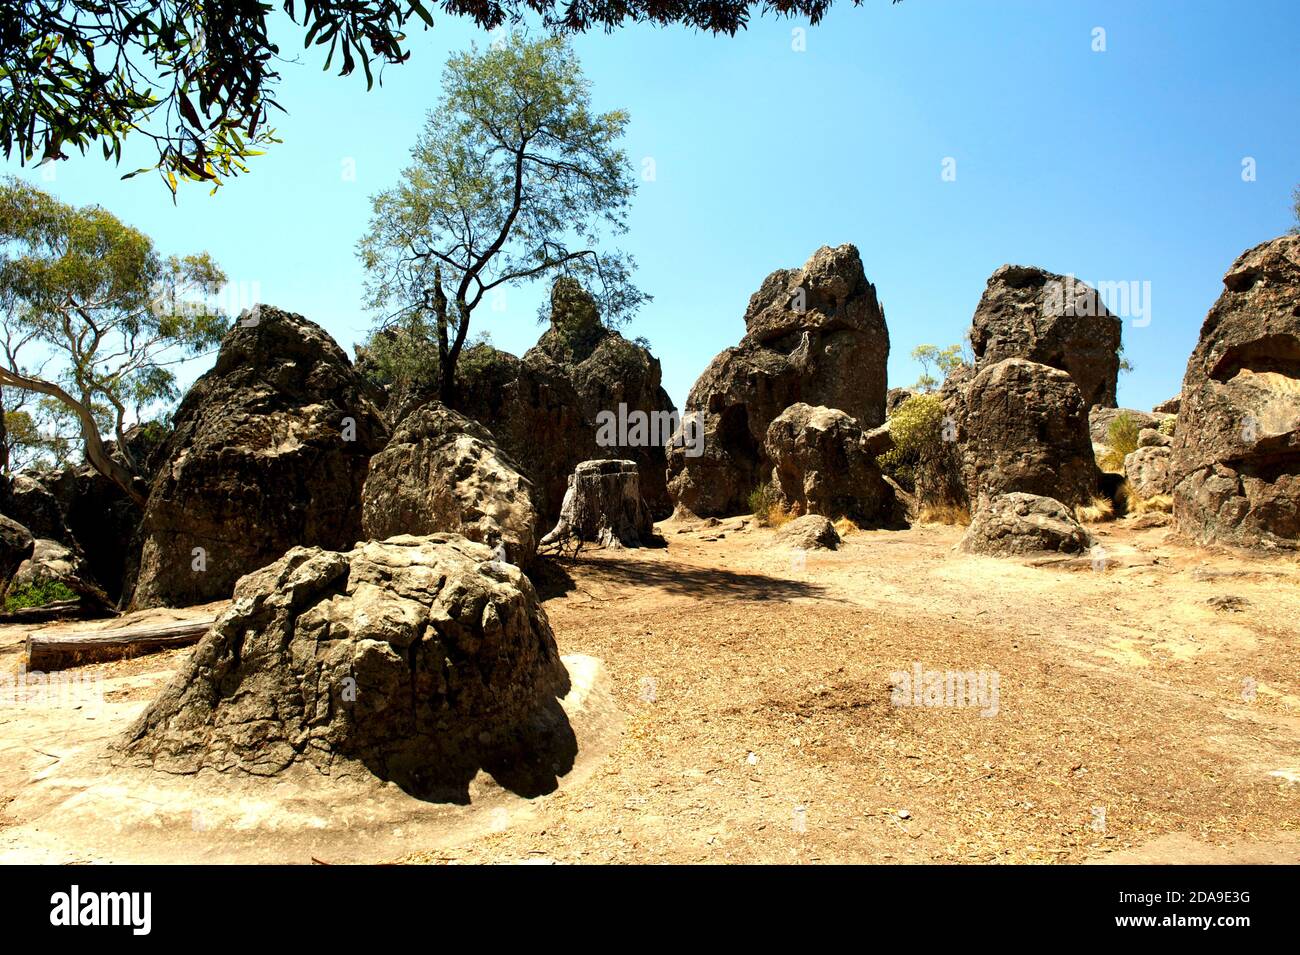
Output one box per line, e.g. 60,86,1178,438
358,32,645,405
0,177,226,502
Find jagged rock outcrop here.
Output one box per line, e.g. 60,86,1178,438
361,404,537,566
130,307,387,609
960,493,1092,556
775,514,840,550
1088,406,1170,446
970,265,1123,407
886,387,917,417
7,537,113,609
540,459,655,550
116,534,572,800
940,358,1099,510
1153,396,1181,415
667,244,890,516
764,403,903,527
0,515,34,593
1125,446,1173,499
1171,235,1300,550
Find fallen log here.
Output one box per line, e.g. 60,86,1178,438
0,599,107,625
26,617,217,671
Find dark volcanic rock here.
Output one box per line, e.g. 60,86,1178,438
361,404,537,566
764,403,903,527
970,265,1122,408
1171,234,1300,550
961,493,1092,556
667,244,890,516
115,534,573,800
130,307,387,609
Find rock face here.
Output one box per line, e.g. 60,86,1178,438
540,459,655,550
130,308,387,609
764,403,902,526
0,515,35,592
1088,406,1168,446
7,537,113,608
960,493,1091,556
775,514,840,550
948,359,1099,509
361,404,537,566
448,282,677,524
970,265,1123,408
667,244,890,516
116,535,572,800
1125,446,1173,499
1171,235,1300,550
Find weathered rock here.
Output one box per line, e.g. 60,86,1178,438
0,515,35,592
115,534,572,800
1171,234,1300,549
1089,406,1168,446
764,403,903,527
667,244,890,516
1153,396,1181,415
130,307,387,609
960,493,1092,556
1137,427,1173,449
540,459,654,550
361,404,536,566
8,538,113,609
775,514,840,550
948,358,1099,509
970,265,1122,407
886,387,917,417
862,422,895,457
1125,446,1174,499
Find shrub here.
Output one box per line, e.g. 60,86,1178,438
1097,411,1141,473
878,392,946,491
747,484,791,527
1158,416,1177,437
917,502,970,526
1075,496,1116,524
4,579,77,612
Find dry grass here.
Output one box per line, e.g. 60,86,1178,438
1096,446,1128,474
1075,496,1116,524
1128,492,1174,515
917,502,971,526
833,517,861,537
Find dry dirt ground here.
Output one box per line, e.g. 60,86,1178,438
0,515,1296,864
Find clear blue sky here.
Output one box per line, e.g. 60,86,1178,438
6,0,1298,413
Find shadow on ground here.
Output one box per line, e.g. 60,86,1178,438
556,555,838,602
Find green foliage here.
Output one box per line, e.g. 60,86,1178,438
4,578,77,612
910,343,967,393
878,392,945,490
358,32,645,401
1098,411,1141,473
1158,415,1177,436
0,178,226,493
747,484,789,527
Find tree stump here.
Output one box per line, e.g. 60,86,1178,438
540,460,654,552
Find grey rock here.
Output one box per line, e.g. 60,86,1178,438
960,493,1092,556
775,514,840,550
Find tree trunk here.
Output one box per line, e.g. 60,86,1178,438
540,459,655,550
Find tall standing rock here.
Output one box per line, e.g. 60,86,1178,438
130,307,387,609
361,404,538,566
1170,235,1300,550
667,244,890,516
970,265,1122,408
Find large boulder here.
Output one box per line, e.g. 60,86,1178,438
0,515,35,593
949,358,1099,509
130,307,387,609
361,404,537,566
1125,446,1174,499
764,403,903,526
540,459,655,550
7,537,113,609
775,514,840,550
970,265,1123,408
1171,235,1300,550
960,493,1092,556
667,244,890,516
115,535,572,799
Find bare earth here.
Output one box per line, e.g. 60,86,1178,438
1,515,1296,864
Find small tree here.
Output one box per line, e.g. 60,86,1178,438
0,178,227,502
910,343,967,392
358,32,646,406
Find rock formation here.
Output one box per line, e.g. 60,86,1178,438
1170,234,1300,550
960,493,1092,556
361,404,537,566
130,307,387,609
667,244,890,516
1125,446,1173,499
1088,406,1170,446
775,514,840,550
969,265,1122,407
540,459,655,550
116,534,573,800
764,403,903,527
0,515,34,593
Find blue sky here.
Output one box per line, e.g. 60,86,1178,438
6,0,1298,413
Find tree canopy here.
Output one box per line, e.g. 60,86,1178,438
358,31,644,404
0,1,894,195
0,177,227,501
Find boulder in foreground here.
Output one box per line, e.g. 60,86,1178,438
116,534,573,800
960,493,1092,556
775,514,841,550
